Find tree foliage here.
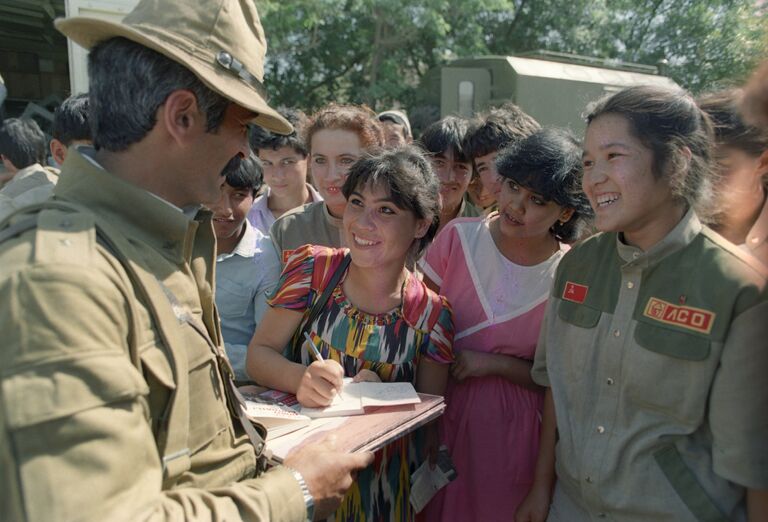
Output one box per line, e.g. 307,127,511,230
258,0,767,112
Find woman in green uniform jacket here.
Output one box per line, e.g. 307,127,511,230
517,85,768,522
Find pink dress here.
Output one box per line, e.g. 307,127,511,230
420,215,565,521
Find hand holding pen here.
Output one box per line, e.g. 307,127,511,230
295,331,344,408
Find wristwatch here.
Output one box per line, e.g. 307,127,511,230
286,467,315,521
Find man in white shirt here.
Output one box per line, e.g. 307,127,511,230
211,155,281,381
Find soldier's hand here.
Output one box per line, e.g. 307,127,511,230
284,435,374,520
296,360,344,407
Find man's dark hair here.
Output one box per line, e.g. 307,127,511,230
250,107,308,156
418,116,471,163
223,154,263,196
465,103,540,159
0,117,47,169
52,93,91,145
88,37,230,152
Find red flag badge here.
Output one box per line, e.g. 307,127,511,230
562,281,588,304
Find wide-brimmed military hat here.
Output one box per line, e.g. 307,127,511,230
55,0,292,135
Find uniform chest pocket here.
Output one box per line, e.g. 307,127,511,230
216,278,253,320
625,322,716,425
553,300,602,382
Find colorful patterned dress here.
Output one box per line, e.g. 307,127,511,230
268,244,455,521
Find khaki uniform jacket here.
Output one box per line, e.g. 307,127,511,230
0,149,305,521
532,210,768,521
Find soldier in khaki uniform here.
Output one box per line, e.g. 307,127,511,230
517,86,768,521
0,1,371,521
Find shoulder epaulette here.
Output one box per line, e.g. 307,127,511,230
0,200,98,266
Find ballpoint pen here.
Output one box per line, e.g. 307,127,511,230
304,331,324,363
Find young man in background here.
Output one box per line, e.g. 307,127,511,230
212,155,281,381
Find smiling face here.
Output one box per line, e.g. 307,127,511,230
467,174,495,210
257,145,308,199
582,113,685,250
343,182,429,271
430,148,472,214
496,178,572,241
210,182,255,242
310,128,363,217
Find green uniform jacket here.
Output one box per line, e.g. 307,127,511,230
0,149,306,521
532,210,768,521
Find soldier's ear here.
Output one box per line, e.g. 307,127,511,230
162,90,202,146
50,139,67,166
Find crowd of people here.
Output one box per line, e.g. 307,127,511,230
0,1,766,521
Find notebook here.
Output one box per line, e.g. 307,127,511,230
238,386,311,439
300,378,422,418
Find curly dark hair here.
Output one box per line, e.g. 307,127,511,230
465,103,540,160
496,128,592,243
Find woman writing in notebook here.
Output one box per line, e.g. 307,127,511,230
247,146,454,522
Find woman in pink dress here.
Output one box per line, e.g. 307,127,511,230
421,128,592,521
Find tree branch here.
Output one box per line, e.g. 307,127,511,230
627,0,666,60
303,52,367,96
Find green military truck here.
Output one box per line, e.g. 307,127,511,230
415,51,678,134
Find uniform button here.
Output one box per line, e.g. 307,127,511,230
59,238,72,246
606,377,615,385
626,281,634,289
613,329,621,337
585,476,593,483
597,425,605,434
633,252,640,259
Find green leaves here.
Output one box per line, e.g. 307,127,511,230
258,0,766,112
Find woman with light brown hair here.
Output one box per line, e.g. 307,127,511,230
269,103,383,263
